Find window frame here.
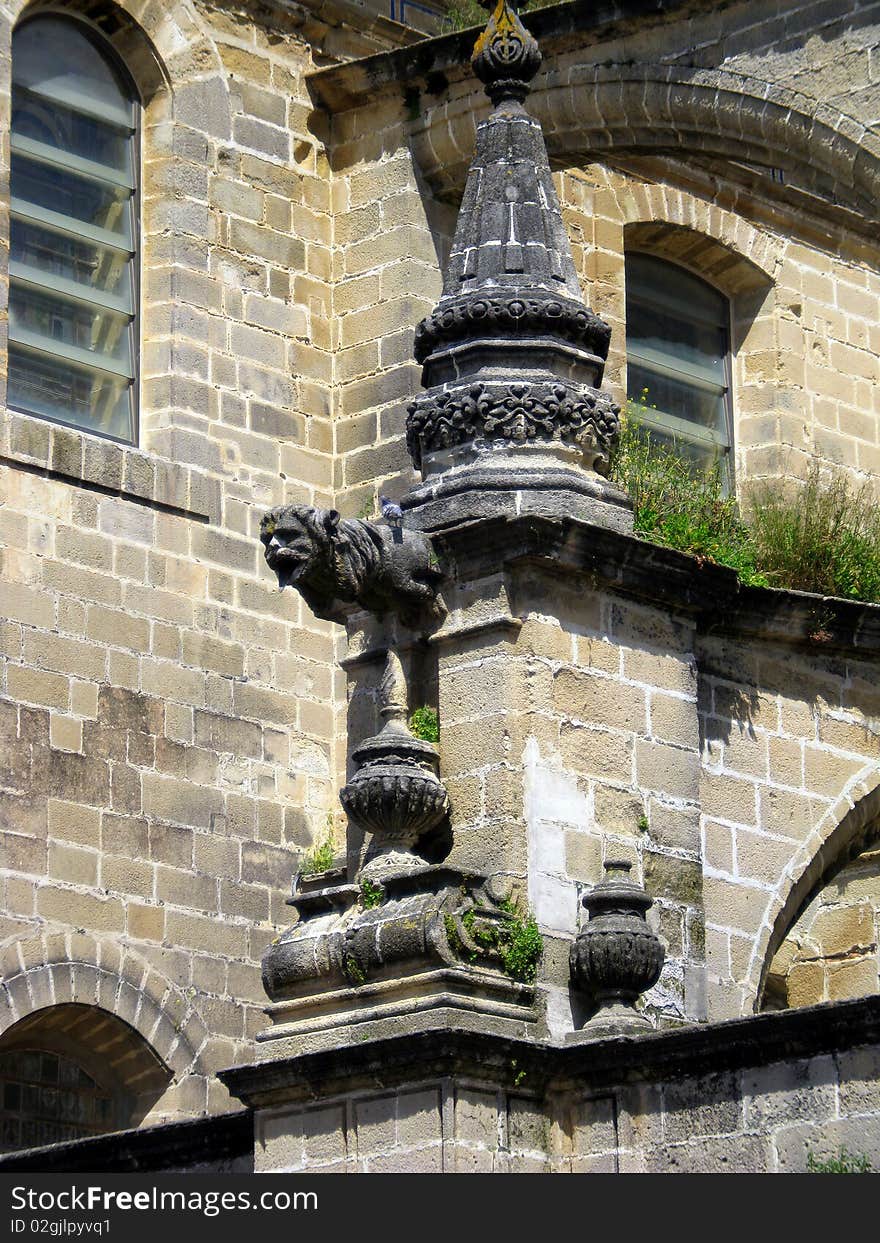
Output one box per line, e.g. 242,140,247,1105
624,248,736,487
7,9,143,447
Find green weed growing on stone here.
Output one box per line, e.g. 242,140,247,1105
360,879,383,909
748,463,880,604
409,706,440,743
499,903,543,983
610,409,768,587
440,0,488,32
461,901,543,982
637,814,650,834
806,1147,873,1173
299,834,336,876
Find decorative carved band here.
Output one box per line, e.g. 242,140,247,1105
406,380,621,473
413,292,611,365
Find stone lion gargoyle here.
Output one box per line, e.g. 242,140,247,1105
260,504,446,627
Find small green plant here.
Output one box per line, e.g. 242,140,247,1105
806,1147,873,1173
610,409,768,587
343,954,366,986
360,879,383,909
409,705,440,744
299,834,336,876
748,462,880,604
357,496,375,520
459,901,543,983
511,1059,526,1087
499,903,543,984
637,814,650,834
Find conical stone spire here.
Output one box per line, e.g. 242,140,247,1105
404,0,632,533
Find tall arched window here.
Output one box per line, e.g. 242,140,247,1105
8,15,139,443
625,253,733,484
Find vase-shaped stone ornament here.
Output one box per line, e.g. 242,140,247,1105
569,860,664,1038
340,650,449,878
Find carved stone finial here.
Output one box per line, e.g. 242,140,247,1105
568,859,665,1039
340,650,449,878
472,0,541,108
378,648,408,730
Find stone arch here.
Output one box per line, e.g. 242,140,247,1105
0,933,209,1080
622,218,779,296
746,767,880,1012
415,65,880,220
0,1003,172,1139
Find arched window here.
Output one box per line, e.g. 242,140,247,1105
625,253,733,484
8,15,139,443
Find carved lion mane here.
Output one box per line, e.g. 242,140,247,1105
260,504,445,626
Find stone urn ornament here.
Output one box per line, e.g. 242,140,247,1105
340,650,449,878
569,860,665,1039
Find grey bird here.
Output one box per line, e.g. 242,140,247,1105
379,495,404,527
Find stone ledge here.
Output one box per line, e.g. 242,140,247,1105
221,993,880,1106
0,1110,253,1173
435,512,880,659
307,0,693,110
1,410,221,524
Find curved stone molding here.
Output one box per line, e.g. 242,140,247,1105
407,380,620,474
262,871,530,999
413,291,611,365
0,935,207,1079
747,767,880,1013
411,66,880,220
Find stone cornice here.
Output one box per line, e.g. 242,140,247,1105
306,0,699,111
220,993,880,1106
434,513,880,659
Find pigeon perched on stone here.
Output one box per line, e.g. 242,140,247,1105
379,495,404,527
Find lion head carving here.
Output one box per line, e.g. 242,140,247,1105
261,504,445,626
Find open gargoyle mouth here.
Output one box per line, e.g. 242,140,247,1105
266,545,307,590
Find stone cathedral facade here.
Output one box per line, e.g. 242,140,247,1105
1,0,880,1173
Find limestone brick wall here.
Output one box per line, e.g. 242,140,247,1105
0,0,383,1117
252,1038,880,1173
431,569,704,1037
697,635,880,1020
322,0,880,506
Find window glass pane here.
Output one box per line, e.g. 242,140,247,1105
13,18,135,127
10,220,133,304
12,157,132,245
12,87,132,177
626,252,732,486
10,286,132,369
628,361,727,439
9,16,137,444
627,299,726,384
8,344,132,440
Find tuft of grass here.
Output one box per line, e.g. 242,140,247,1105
610,411,768,587
299,834,336,876
748,463,880,604
409,706,440,744
806,1147,872,1173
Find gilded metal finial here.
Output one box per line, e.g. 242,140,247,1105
472,0,541,107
